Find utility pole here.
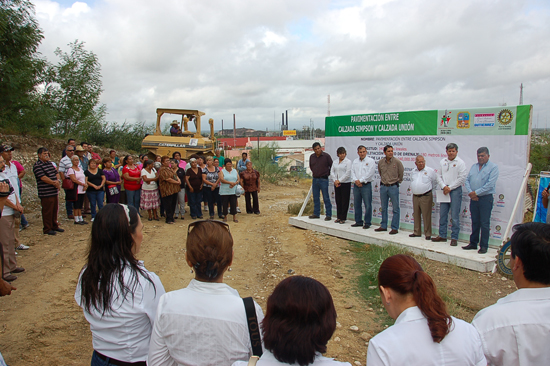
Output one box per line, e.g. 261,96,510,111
519,83,523,105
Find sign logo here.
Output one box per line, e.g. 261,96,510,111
457,112,470,129
498,109,513,125
283,130,297,136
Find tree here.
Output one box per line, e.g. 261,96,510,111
43,40,105,136
0,0,47,133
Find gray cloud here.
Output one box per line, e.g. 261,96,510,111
34,0,550,130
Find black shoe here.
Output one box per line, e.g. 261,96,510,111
478,248,488,254
54,228,65,233
462,244,477,250
363,225,370,229
45,230,56,235
351,223,363,227
308,215,320,219
409,234,421,237
324,216,332,221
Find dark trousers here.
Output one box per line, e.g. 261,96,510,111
335,182,351,221
222,195,237,216
470,195,494,250
64,189,74,216
40,195,60,233
244,191,260,214
203,187,222,218
161,193,178,223
187,190,203,218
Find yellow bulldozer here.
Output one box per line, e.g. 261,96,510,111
141,108,216,159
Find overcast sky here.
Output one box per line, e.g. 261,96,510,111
33,0,550,132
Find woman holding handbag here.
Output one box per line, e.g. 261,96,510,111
148,219,263,366
102,158,121,203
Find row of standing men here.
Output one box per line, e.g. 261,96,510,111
309,142,499,254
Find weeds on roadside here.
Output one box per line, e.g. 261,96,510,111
349,242,411,327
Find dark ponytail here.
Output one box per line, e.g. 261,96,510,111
378,254,452,343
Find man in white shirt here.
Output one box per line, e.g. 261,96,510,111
472,222,550,366
409,155,437,240
350,145,376,229
0,154,25,282
432,143,467,246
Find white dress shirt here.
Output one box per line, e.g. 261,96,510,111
366,306,486,366
0,166,20,216
330,157,352,183
472,287,550,366
232,350,352,366
436,157,467,190
74,262,165,362
148,279,264,366
410,167,437,195
351,156,376,184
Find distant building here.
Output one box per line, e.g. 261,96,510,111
218,128,266,137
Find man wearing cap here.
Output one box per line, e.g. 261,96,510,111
0,153,25,282
33,147,64,235
170,121,182,136
0,145,29,251
59,145,82,220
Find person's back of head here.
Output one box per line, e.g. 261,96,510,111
263,276,336,366
186,221,233,282
378,254,451,343
511,222,550,286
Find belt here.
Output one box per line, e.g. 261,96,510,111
414,190,432,197
356,181,371,186
95,351,146,366
315,175,329,179
381,183,399,187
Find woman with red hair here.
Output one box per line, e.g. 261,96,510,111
367,254,486,366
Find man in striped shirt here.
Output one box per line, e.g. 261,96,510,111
33,147,64,235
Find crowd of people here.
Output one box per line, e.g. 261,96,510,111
68,201,550,366
314,142,499,254
2,139,549,366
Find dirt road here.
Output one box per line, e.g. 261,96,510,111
0,181,515,365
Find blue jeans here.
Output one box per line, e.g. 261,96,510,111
353,183,372,226
380,184,400,230
470,194,493,250
87,190,105,219
188,190,203,218
126,189,141,213
312,178,332,217
438,186,462,240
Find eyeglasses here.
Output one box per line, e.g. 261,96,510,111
187,219,230,235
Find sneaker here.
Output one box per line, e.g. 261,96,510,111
236,207,241,213
16,244,29,250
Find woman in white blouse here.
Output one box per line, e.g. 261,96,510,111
233,276,351,366
330,147,352,224
75,203,166,366
366,254,486,366
148,220,264,366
